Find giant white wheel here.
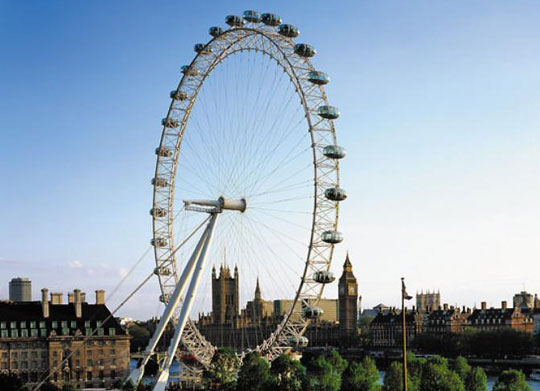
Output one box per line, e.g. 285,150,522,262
151,11,346,371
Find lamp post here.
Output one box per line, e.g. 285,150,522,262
401,277,412,391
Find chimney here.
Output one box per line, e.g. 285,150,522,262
467,307,472,314
502,301,507,310
443,303,449,311
41,288,49,318
95,290,105,305
74,289,82,318
68,292,75,304
481,301,487,311
50,292,63,305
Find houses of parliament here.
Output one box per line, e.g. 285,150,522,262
196,255,359,349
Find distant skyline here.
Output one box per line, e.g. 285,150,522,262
1,1,539,319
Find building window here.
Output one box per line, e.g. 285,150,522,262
21,352,27,359
112,359,116,365
99,370,104,379
30,321,36,329
0,322,6,329
21,329,29,337
87,359,93,366
12,362,18,369
110,349,115,356
96,321,102,327
39,321,45,329
10,322,16,329
20,321,26,328
86,328,92,336
61,321,68,329
31,329,39,337
109,328,116,336
40,329,47,337
21,361,28,369
99,349,104,356
97,328,104,336
11,330,18,338
0,330,8,338
71,321,77,328
52,321,58,328
76,359,80,367
53,351,58,357
87,371,92,380
111,370,116,378
62,328,70,336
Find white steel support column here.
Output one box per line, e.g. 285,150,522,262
126,220,212,386
152,213,219,391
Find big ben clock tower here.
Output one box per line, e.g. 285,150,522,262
338,253,358,335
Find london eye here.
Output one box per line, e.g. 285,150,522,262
130,10,346,390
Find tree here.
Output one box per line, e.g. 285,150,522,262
420,360,464,391
0,373,24,391
492,369,531,391
383,361,405,391
267,354,305,391
342,357,380,391
326,349,348,375
236,351,270,391
451,356,471,383
122,380,135,391
465,367,488,391
128,323,151,353
303,355,341,391
203,348,240,391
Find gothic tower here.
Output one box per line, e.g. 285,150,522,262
338,253,358,335
211,264,239,324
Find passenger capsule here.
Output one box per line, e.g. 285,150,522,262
151,237,167,248
181,65,200,76
162,117,179,128
155,147,172,158
159,293,171,303
278,24,300,38
170,90,188,101
194,43,212,55
321,230,344,244
313,271,336,284
154,266,171,276
261,13,281,26
209,26,223,37
303,306,323,319
150,207,167,218
324,187,347,201
318,105,340,120
225,15,245,27
323,145,346,159
243,10,261,23
307,71,330,85
151,177,169,187
294,43,316,58
287,335,309,347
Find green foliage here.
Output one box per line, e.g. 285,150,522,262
122,379,135,391
0,373,23,391
342,357,381,391
267,354,306,391
492,369,531,391
451,356,471,382
128,323,151,353
236,351,270,391
303,355,341,391
465,367,488,391
383,361,406,391
420,358,464,391
327,349,348,375
203,348,240,391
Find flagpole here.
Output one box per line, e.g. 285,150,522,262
401,277,408,391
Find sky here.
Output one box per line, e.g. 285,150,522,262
1,1,539,319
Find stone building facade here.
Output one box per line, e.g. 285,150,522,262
0,288,130,389
466,301,534,333
370,309,423,347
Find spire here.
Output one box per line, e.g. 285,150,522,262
343,251,352,271
254,277,261,300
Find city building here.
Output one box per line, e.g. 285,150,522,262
0,287,130,389
423,304,470,334
513,291,540,310
370,308,423,347
466,301,534,333
9,278,32,302
416,290,441,313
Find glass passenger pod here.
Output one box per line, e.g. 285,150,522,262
318,105,340,120
159,293,171,303
287,335,309,347
181,65,200,76
261,13,281,26
151,177,169,187
153,267,171,276
149,208,167,218
322,145,346,159
243,10,261,23
161,118,179,128
278,24,300,38
155,147,172,158
209,26,223,37
225,15,245,27
324,187,347,201
321,230,344,244
151,237,167,248
308,71,330,85
294,43,316,58
170,90,188,101
194,43,212,55
313,271,336,284
303,306,323,319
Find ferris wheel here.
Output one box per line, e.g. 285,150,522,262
129,10,346,390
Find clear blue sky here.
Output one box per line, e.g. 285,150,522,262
1,1,539,318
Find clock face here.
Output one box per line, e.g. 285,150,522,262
347,284,356,296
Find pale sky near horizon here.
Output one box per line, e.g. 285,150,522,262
1,1,539,319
